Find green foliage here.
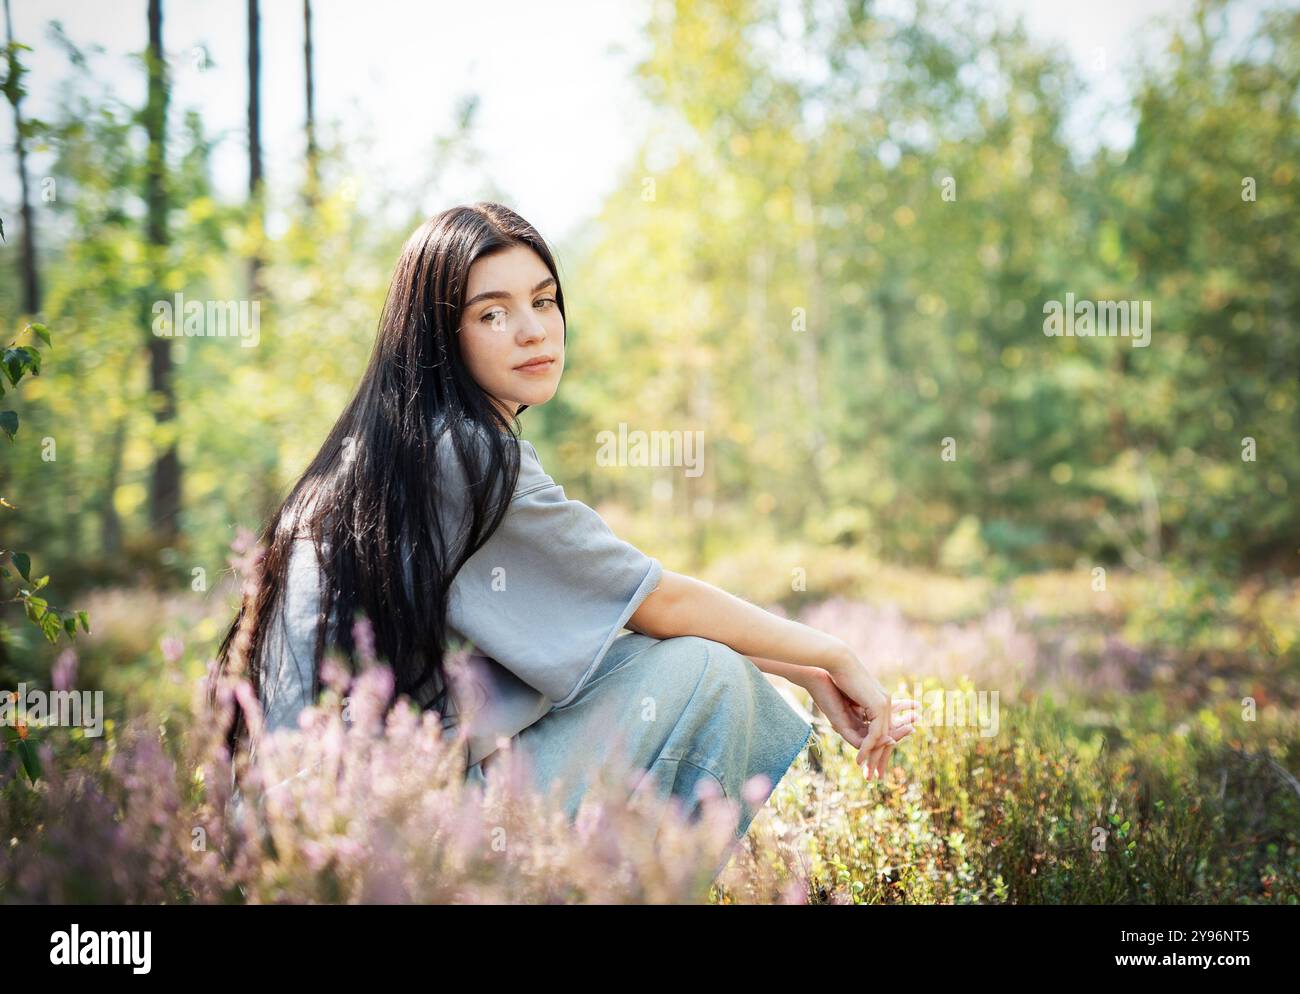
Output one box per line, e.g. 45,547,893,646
0,321,89,784
555,0,1299,578
1,0,1293,589
758,688,1299,905
1,323,86,662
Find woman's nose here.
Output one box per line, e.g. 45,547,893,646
517,316,548,343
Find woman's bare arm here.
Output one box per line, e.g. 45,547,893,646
743,654,826,690
627,568,906,777
627,569,851,677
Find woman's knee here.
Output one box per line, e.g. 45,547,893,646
654,635,754,698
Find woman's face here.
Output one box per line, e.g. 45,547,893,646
457,243,564,419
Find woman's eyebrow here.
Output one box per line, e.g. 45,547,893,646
464,276,556,310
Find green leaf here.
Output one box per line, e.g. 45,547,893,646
2,348,29,386
27,322,50,347
77,610,90,633
0,346,38,382
16,737,41,783
12,551,30,580
40,609,62,643
17,345,40,375
63,615,77,638
0,410,17,441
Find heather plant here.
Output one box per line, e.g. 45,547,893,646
0,533,809,904
3,532,1295,904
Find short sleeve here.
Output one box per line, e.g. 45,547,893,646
446,439,663,709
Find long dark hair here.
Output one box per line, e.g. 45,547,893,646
211,201,566,756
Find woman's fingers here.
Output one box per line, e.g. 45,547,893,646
846,721,913,779
880,740,897,778
855,712,888,769
871,713,918,732
892,700,920,724
869,740,893,779
844,692,919,777
843,719,914,765
833,718,866,750
864,731,895,778
881,738,896,776
852,699,918,723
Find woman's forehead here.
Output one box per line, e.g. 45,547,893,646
465,244,549,292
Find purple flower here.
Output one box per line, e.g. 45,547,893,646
51,648,77,693
160,635,184,665
741,773,773,808
353,615,377,667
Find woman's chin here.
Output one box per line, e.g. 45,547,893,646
517,385,558,408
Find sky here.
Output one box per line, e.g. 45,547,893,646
0,0,1282,248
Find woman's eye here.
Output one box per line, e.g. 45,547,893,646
481,298,554,325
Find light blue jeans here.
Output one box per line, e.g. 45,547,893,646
464,631,814,843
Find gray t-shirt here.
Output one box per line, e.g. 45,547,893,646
258,426,664,769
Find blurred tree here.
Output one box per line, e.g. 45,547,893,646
1,0,40,315
143,0,181,547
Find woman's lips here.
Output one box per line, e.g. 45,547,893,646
514,358,555,374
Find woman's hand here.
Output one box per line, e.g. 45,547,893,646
812,656,918,780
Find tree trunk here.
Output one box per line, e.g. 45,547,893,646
100,418,126,556
303,0,319,209
3,0,40,315
247,0,279,524
247,0,265,299
144,0,181,545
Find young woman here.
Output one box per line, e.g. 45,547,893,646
213,201,916,841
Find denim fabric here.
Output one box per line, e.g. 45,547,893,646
464,630,814,844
